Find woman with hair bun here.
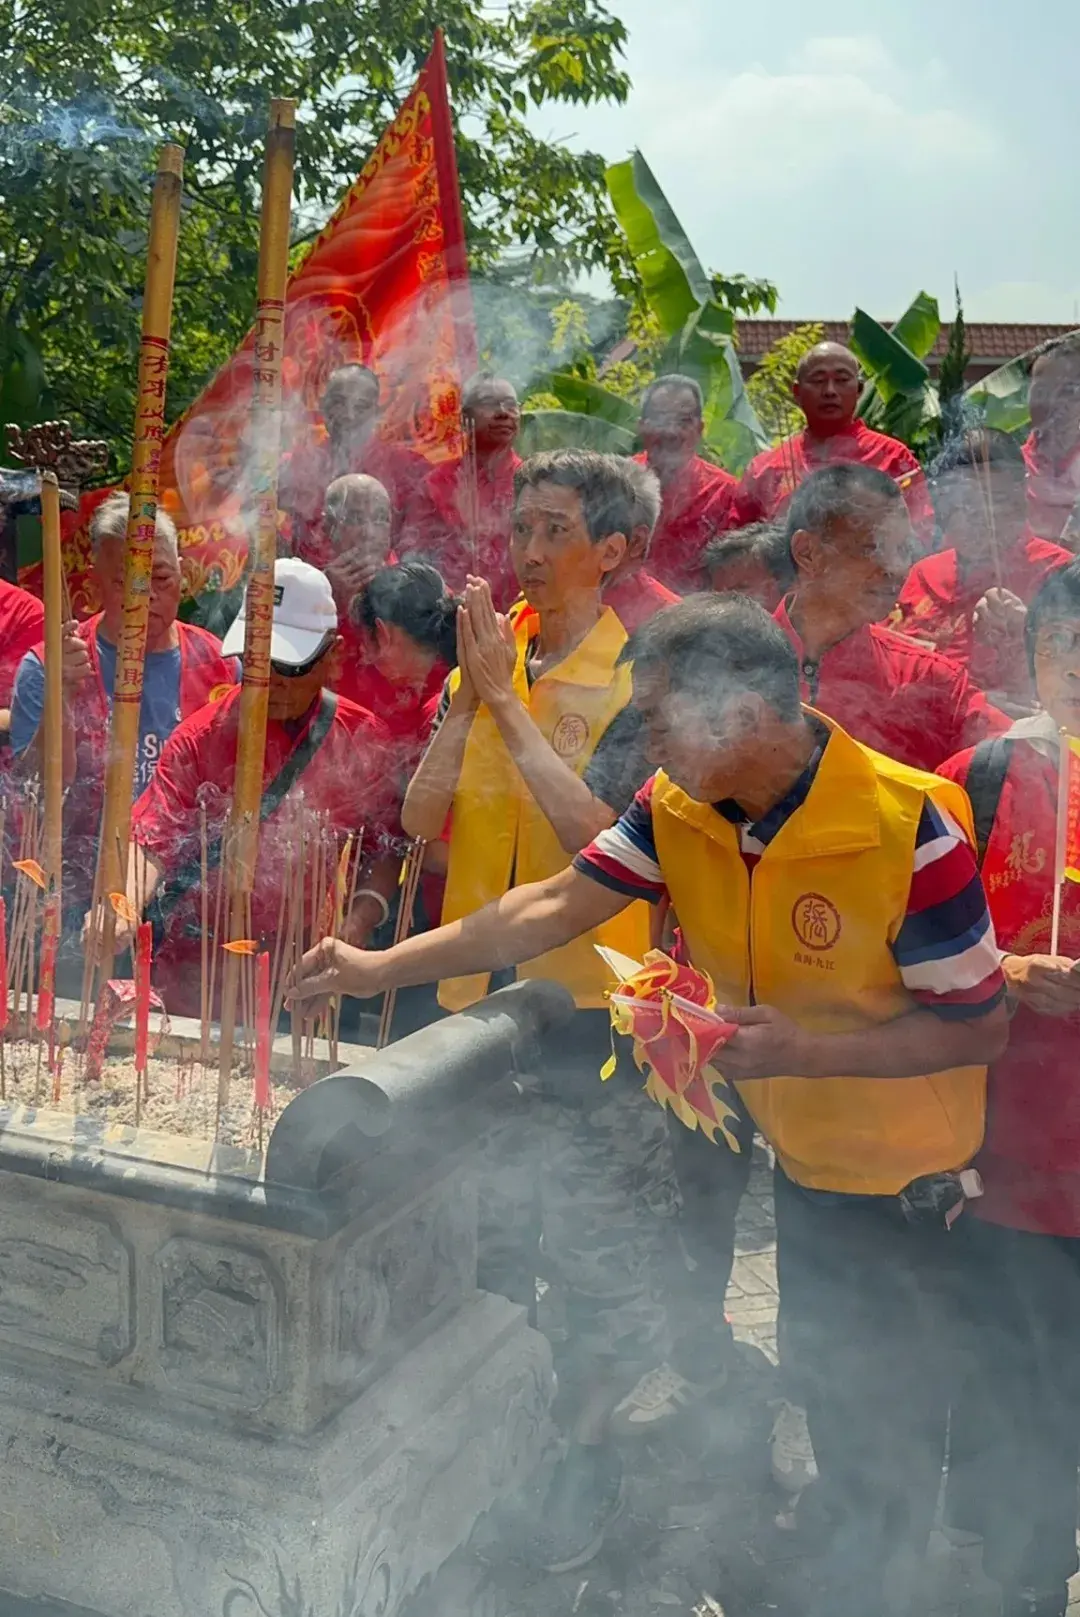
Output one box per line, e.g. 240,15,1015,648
335,559,459,773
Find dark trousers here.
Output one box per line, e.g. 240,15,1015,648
773,1166,968,1613
664,1097,755,1380
946,1218,1080,1599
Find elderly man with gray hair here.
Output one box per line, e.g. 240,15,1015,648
10,490,237,911
602,457,680,631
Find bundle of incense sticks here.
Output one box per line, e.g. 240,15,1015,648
0,896,8,1099
8,787,44,1037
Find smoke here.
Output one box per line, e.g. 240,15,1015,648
469,272,628,398
0,95,150,176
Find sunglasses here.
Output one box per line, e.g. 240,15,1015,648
270,632,335,679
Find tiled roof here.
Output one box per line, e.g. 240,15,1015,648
733,319,1079,362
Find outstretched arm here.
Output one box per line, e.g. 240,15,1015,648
287,865,629,1006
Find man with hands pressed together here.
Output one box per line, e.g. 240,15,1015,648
318,472,395,611
396,449,680,1573
292,594,1008,1617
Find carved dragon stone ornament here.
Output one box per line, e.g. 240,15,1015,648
5,420,109,505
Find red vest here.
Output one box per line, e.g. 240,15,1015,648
939,736,1080,1235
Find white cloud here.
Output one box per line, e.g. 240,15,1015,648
793,35,894,78
641,33,997,190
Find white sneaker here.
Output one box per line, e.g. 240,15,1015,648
607,1361,719,1438
769,1399,818,1494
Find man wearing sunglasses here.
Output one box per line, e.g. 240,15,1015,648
103,558,401,1016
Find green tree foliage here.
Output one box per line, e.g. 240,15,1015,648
936,279,972,440
0,0,633,468
744,322,825,444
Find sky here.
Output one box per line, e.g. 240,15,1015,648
528,0,1080,324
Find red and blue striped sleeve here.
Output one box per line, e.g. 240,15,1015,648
892,798,1005,1019
573,775,668,904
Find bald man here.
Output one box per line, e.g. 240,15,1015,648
736,341,934,540
280,362,429,557
404,372,522,608
320,473,395,614
1023,339,1080,541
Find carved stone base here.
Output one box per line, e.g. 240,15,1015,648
0,1290,554,1617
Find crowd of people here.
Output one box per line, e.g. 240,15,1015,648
5,333,1080,1617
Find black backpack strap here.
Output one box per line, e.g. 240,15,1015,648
150,690,339,939
964,735,1013,867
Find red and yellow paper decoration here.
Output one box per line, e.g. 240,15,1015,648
601,950,743,1149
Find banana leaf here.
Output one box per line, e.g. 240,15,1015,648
518,409,637,457
888,291,941,362
662,301,766,473
965,352,1035,436
605,151,767,470
541,372,639,433
605,151,712,335
850,305,931,404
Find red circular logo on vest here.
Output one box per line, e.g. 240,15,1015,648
552,713,590,758
791,892,842,952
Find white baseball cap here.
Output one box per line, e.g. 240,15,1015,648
221,557,338,667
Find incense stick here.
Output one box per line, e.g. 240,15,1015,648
376,840,425,1049
977,432,1004,592
266,807,293,1048
328,830,350,1068
206,820,228,1063
291,812,305,1083
199,801,210,1064
463,418,481,575
305,821,325,1060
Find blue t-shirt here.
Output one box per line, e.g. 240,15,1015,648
12,635,183,797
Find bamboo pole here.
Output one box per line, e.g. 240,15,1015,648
88,143,184,992
217,99,297,1111
39,472,64,1052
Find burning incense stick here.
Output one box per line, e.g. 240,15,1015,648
135,921,152,1102
0,897,8,1099
218,100,297,1111
463,417,481,575
376,840,425,1049
291,810,306,1083
89,144,184,994
977,431,1004,593
254,949,271,1109
199,801,210,1064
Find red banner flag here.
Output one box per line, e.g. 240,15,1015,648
50,31,477,616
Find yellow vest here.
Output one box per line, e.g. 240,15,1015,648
439,603,649,1010
650,716,987,1194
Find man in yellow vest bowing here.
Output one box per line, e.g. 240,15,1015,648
292,593,1009,1615
398,448,679,1571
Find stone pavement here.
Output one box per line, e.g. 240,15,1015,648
412,1141,1080,1617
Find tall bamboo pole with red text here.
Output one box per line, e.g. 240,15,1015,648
88,143,184,990
39,471,65,1038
